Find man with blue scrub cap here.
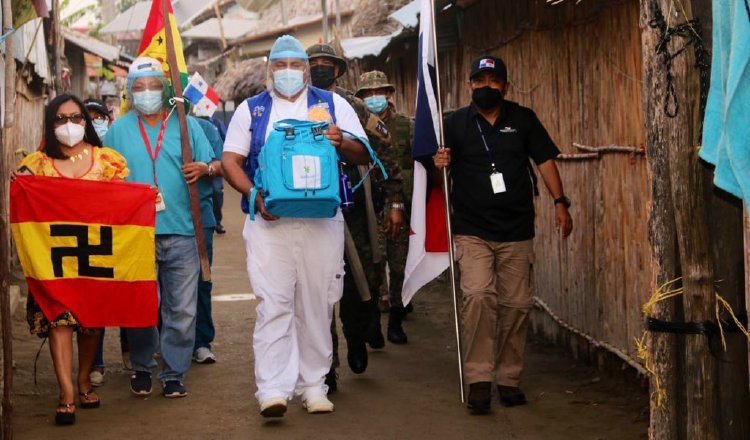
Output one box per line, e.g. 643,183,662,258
103,56,216,399
222,35,371,417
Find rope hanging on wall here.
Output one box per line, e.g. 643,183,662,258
647,0,710,128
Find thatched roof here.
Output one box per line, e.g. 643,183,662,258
214,57,268,102
236,0,357,41
349,0,414,37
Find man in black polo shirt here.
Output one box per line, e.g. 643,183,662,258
434,55,572,413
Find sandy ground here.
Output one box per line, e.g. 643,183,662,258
11,190,648,439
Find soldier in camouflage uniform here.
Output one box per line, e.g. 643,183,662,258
306,44,405,388
356,71,415,345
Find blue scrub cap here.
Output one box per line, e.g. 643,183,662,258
128,57,165,79
269,35,308,61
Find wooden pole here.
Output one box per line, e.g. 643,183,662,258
639,3,679,438
212,3,232,71
52,0,62,94
162,0,211,281
280,0,288,26
334,0,341,29
321,0,328,43
1,0,15,436
642,1,718,438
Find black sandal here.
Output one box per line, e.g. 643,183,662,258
55,403,76,426
79,389,101,409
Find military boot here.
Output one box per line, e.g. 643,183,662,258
387,305,408,344
365,298,385,349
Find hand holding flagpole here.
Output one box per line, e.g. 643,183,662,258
161,0,211,280
403,0,464,403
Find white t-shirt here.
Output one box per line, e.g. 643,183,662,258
223,88,368,157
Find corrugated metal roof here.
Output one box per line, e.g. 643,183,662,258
11,18,51,81
340,30,403,60
100,0,219,34
63,29,121,61
182,17,259,40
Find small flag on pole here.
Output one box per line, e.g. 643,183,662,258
184,72,221,117
401,0,450,306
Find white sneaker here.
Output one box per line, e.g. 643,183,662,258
259,397,287,418
302,394,334,414
193,347,217,364
90,370,105,387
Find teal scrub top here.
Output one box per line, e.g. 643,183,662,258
104,111,214,236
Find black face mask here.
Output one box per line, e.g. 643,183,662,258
472,86,503,110
310,65,337,89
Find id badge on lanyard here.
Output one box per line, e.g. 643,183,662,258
476,120,506,194
138,115,169,211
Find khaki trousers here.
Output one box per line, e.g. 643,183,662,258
455,235,534,387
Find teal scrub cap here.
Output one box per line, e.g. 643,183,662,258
269,35,308,61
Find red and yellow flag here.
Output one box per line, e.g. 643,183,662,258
10,176,158,328
121,0,188,114
139,0,188,86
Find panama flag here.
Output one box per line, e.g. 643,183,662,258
184,72,221,117
402,0,450,305
11,176,159,327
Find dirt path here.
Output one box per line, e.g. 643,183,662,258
12,190,648,439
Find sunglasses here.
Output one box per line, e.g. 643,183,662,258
54,114,85,125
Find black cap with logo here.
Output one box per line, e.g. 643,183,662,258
469,55,508,81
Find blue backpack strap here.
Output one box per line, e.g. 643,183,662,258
242,90,273,214
341,129,389,192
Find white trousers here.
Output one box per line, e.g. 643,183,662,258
243,215,345,403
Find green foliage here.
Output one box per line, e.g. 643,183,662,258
117,0,140,13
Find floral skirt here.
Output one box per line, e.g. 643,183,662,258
26,293,96,339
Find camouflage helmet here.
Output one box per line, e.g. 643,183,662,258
306,43,348,77
355,71,395,97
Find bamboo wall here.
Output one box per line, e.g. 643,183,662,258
361,0,651,361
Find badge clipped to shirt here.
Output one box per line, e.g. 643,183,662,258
490,171,506,194
155,190,167,212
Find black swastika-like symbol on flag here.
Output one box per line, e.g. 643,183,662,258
50,225,115,279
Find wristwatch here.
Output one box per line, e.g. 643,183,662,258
553,196,571,208
206,162,214,177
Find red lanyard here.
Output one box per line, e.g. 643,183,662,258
137,113,168,186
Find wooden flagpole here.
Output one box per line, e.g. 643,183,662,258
1,0,15,434
429,0,464,403
162,0,211,281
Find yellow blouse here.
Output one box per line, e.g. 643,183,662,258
18,147,129,181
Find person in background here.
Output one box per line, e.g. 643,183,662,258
210,115,227,234
355,71,414,344
306,43,403,388
190,106,224,364
103,57,215,399
83,98,132,387
434,56,572,413
16,93,129,425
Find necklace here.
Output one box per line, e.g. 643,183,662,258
69,147,90,163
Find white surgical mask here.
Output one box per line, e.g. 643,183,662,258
54,122,86,147
273,69,305,97
132,90,164,115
